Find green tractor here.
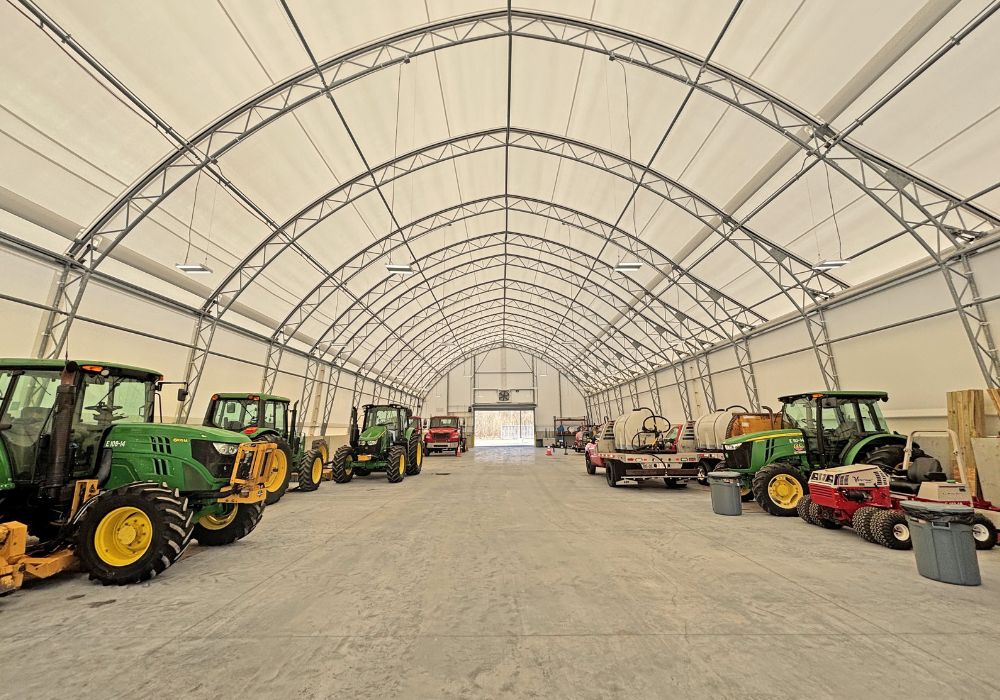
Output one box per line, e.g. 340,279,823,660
0,360,273,592
721,391,912,516
330,404,422,483
202,392,328,505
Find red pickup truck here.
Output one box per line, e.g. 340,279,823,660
423,415,467,455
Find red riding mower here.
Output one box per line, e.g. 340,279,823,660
798,430,998,551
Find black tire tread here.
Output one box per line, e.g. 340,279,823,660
870,509,912,550
330,445,355,483
386,445,406,483
585,452,596,475
809,500,843,529
797,494,814,524
752,463,807,517
972,513,998,551
193,502,264,547
297,449,323,492
405,434,422,476
852,506,880,543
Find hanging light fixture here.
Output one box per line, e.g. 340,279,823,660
175,262,212,274
812,259,849,271
386,263,415,275
614,261,642,272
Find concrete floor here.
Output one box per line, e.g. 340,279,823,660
3,446,999,699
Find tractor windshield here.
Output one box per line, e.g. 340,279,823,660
365,407,401,431
208,399,259,432
430,416,459,428
782,398,816,435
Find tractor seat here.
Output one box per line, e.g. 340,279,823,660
890,456,947,495
889,480,921,496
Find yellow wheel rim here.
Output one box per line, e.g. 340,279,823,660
319,444,329,463
312,456,323,483
265,449,288,493
399,454,406,476
94,506,152,567
416,442,422,467
768,474,803,508
344,455,353,476
199,505,238,531
740,484,752,498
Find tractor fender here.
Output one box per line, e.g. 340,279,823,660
843,434,908,465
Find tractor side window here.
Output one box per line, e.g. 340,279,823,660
0,370,61,479
264,401,286,431
859,401,882,432
75,376,154,473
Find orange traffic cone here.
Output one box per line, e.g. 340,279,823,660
545,446,553,456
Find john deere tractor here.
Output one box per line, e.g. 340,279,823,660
202,393,328,504
330,404,422,483
721,391,911,516
0,360,273,593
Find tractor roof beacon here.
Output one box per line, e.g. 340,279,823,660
330,404,422,484
0,360,273,593
720,391,908,517
203,392,329,504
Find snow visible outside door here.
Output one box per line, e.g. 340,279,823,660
474,410,535,446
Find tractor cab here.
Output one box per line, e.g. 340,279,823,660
204,393,293,442
779,391,892,468
361,404,411,447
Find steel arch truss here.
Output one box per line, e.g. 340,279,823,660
43,9,1000,391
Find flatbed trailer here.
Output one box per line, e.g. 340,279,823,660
595,450,724,487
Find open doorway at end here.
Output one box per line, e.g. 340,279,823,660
473,409,535,446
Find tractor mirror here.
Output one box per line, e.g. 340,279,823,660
177,388,190,402
155,381,164,391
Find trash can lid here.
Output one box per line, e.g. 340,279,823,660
708,470,741,479
901,500,975,524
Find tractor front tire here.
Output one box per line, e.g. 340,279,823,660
406,434,423,476
298,449,324,492
386,446,407,483
797,494,815,524
870,509,912,550
809,501,843,529
330,445,355,483
259,435,293,505
193,502,264,547
752,464,807,517
75,482,194,586
852,506,880,543
585,452,596,475
972,514,998,551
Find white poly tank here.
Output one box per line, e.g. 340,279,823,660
694,409,742,450
613,409,671,451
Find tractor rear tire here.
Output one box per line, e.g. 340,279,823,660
193,501,264,546
852,506,880,543
861,444,927,476
258,435,293,505
870,509,912,550
330,445,355,483
752,464,807,517
386,446,406,483
585,452,596,475
75,482,194,585
972,514,998,551
297,449,324,492
809,501,843,529
406,434,423,476
797,494,815,524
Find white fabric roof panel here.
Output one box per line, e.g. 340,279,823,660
2,0,998,397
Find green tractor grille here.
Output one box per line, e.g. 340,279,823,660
726,442,752,471
191,440,235,479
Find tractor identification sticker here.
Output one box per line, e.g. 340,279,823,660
105,440,126,448
790,438,806,454
172,438,189,443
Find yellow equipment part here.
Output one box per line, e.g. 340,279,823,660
219,441,275,504
0,522,76,595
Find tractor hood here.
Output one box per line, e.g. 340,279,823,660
359,425,387,442
106,422,251,445
723,428,801,447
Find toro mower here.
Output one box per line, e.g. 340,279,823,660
423,415,466,456
203,392,328,504
330,404,422,483
799,430,998,550
1,360,272,593
721,391,912,516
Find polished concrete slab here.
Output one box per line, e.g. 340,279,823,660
3,446,999,699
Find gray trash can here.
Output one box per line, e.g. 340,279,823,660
901,501,981,586
708,470,743,516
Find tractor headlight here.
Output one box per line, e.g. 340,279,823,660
212,442,240,456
